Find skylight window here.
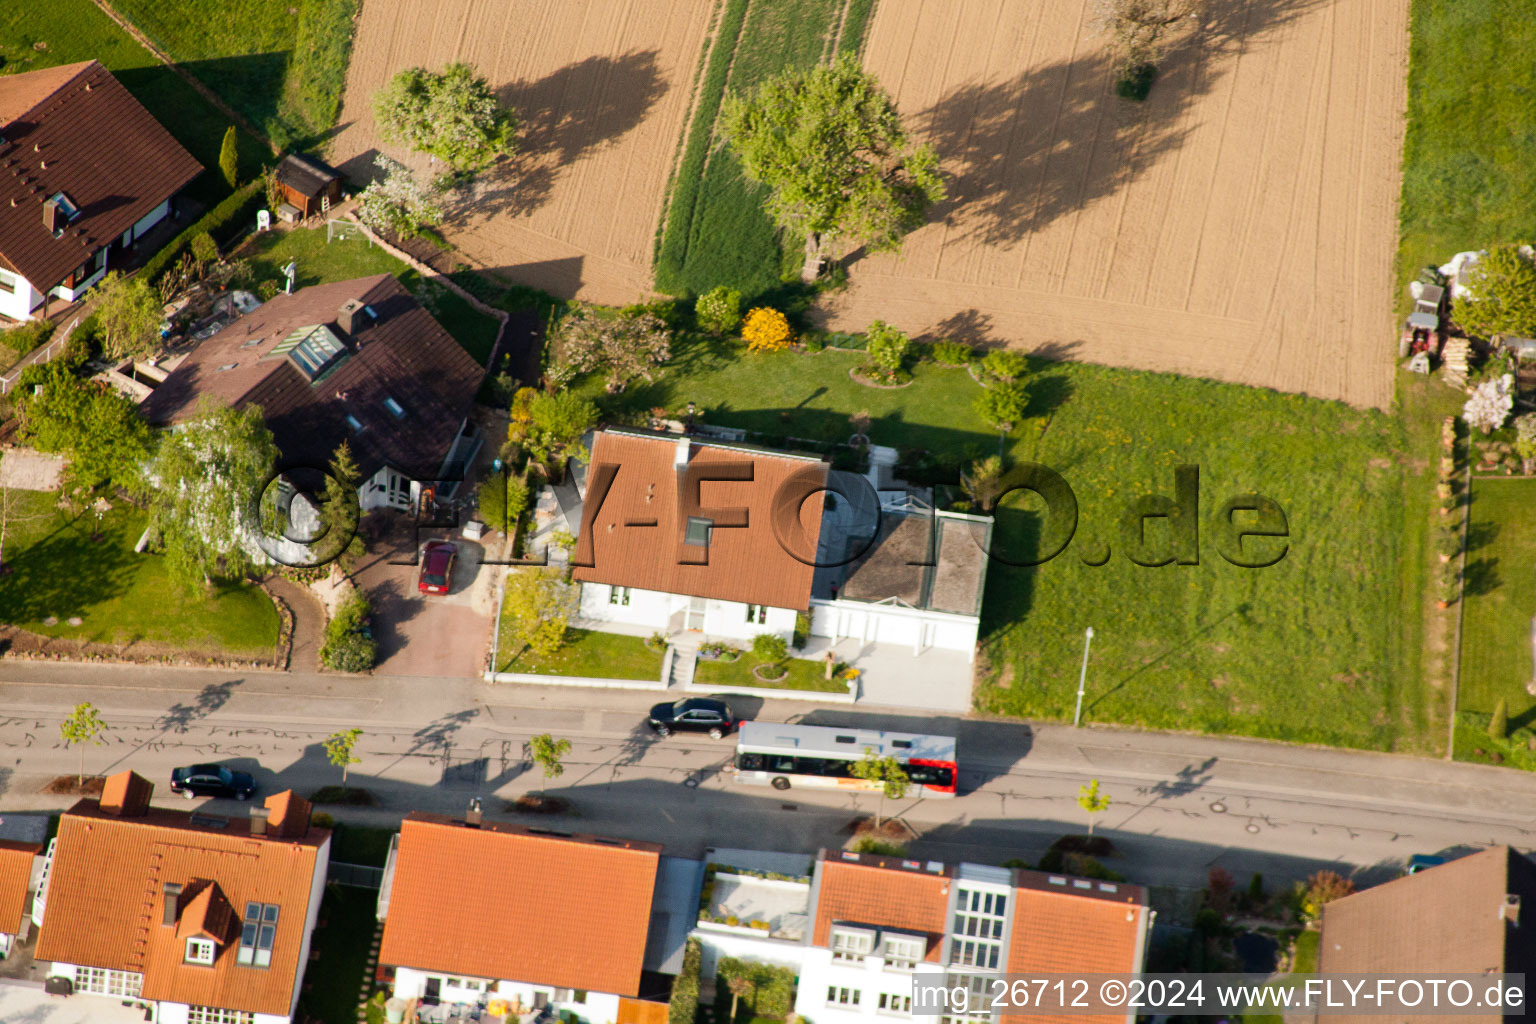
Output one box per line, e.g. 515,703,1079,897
383,396,405,419
346,414,363,433
684,516,713,547
270,323,347,381
216,362,239,372
48,192,79,221
237,902,278,968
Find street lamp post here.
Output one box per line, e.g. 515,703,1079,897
1072,626,1095,727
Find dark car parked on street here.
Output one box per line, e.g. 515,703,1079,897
169,764,256,800
647,698,739,738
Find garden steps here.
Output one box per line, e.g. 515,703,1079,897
669,641,699,689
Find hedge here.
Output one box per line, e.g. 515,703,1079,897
668,938,702,1024
139,180,264,287
718,957,795,1018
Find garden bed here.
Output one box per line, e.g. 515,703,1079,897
309,786,378,806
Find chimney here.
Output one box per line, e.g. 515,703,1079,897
42,198,59,235
250,806,269,837
674,437,690,467
100,771,153,817
162,883,183,927
465,797,483,828
337,298,364,337
264,791,313,839
1502,893,1521,925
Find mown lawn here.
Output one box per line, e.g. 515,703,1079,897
0,0,265,205
106,0,358,147
241,226,502,364
1397,0,1536,292
497,625,663,680
579,337,1440,752
694,654,850,692
1455,477,1536,764
294,884,379,1024
654,0,853,299
0,491,279,656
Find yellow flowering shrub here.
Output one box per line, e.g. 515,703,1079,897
742,307,793,352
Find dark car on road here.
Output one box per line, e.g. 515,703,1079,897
169,764,256,800
418,541,458,595
648,698,738,738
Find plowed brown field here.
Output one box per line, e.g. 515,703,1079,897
814,0,1407,408
330,0,715,304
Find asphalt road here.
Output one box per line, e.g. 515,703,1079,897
2,660,1533,898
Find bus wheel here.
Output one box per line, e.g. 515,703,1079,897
771,776,791,791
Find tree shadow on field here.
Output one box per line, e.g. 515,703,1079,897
914,0,1326,247
453,52,669,220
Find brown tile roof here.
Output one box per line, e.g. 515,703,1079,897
0,840,41,936
1318,847,1536,1024
101,769,153,817
1001,872,1149,1024
572,430,829,610
35,784,329,1017
0,61,201,288
141,274,484,480
275,153,340,196
378,814,662,996
177,880,235,943
810,851,953,962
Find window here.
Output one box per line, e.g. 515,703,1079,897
188,1008,255,1024
75,968,141,997
684,516,713,546
746,604,767,624
185,937,216,965
238,901,279,967
270,323,347,381
0,269,14,294
879,994,912,1016
827,987,860,1008
831,925,876,962
346,414,364,433
949,887,1007,970
384,396,406,419
609,586,632,606
882,932,925,970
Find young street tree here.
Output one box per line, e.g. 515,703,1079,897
141,399,280,588
721,53,945,281
549,304,672,393
355,154,445,239
1077,778,1112,836
60,701,107,786
849,748,910,828
373,62,518,174
95,271,163,359
14,361,153,502
527,733,572,798
323,727,363,786
1458,245,1536,340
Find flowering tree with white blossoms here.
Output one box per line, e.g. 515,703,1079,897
1463,374,1514,435
355,155,444,240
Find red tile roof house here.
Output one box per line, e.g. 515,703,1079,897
376,812,673,1023
140,274,485,560
796,849,1151,1024
0,838,42,958
0,61,201,321
30,770,331,1024
570,429,992,658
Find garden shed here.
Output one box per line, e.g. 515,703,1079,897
275,153,343,219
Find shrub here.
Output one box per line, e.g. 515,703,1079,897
218,126,239,189
975,380,1030,432
800,330,827,353
742,307,793,351
1299,870,1355,922
140,181,263,288
930,338,974,365
310,812,336,828
980,348,1028,382
321,594,377,672
695,286,743,333
751,633,787,663
1,318,55,356
864,320,910,373
668,938,702,1024
478,470,530,534
1115,63,1157,101
849,836,907,856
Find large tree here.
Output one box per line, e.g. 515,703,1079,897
549,304,672,393
1457,245,1536,340
373,62,518,173
521,390,599,468
142,399,279,588
1094,0,1204,78
94,271,162,359
720,53,945,281
14,361,153,501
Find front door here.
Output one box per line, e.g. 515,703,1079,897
686,597,706,631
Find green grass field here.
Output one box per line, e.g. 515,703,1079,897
1397,0,1536,291
102,0,357,148
241,226,502,364
0,0,265,205
654,0,854,299
0,491,279,656
577,338,1441,752
496,625,663,680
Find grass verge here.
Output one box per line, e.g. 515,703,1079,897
497,626,663,680
1397,0,1536,294
0,491,278,656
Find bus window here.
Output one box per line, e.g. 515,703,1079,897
737,753,765,771
908,765,955,787
770,756,798,773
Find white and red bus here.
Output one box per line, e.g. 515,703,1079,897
733,722,957,796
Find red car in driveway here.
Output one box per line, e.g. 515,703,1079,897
418,542,457,595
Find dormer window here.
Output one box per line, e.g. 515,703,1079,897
881,931,925,971
830,924,877,962
185,937,215,965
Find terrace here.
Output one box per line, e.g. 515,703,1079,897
696,862,811,943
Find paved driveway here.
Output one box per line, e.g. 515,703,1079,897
353,519,493,678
